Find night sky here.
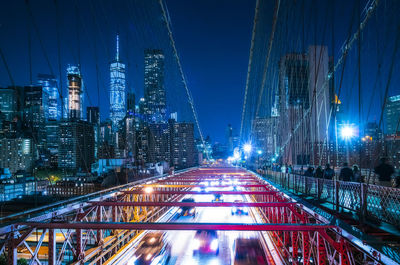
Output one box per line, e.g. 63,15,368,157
0,0,399,143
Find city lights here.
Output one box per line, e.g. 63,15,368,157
243,143,252,153
144,186,153,193
340,125,355,139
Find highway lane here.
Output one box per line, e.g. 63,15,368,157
169,191,257,265
125,186,264,265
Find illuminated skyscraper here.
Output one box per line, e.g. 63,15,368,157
109,34,126,130
385,95,400,135
37,74,60,120
144,49,166,123
67,65,83,120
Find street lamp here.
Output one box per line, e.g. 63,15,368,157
243,143,252,154
144,187,153,193
340,124,356,164
340,125,355,140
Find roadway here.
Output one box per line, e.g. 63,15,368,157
125,186,272,265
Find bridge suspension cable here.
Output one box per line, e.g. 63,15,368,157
254,0,281,121
239,0,261,144
159,0,209,160
276,0,379,159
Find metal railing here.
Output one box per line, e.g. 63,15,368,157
263,170,400,228
0,167,196,228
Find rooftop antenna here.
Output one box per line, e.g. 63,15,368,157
116,33,120,61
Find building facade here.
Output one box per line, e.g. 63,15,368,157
385,95,400,135
58,120,94,171
67,65,83,120
0,138,33,173
252,117,278,161
148,123,170,164
109,34,126,130
37,74,60,120
143,49,166,123
169,120,196,169
277,46,332,165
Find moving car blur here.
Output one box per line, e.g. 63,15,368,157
177,198,196,217
231,200,248,215
131,232,171,265
211,194,223,202
192,230,219,255
232,238,267,265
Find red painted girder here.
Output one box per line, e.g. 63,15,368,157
18,222,335,231
157,179,258,182
123,190,277,195
89,202,295,207
143,185,269,188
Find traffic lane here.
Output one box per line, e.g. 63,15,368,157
166,194,258,265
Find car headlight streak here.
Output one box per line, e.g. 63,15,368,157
192,239,200,249
210,239,218,251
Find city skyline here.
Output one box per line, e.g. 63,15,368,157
1,1,398,143
0,1,399,264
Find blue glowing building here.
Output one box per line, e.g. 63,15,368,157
143,49,166,123
37,74,60,120
109,34,126,130
67,65,83,120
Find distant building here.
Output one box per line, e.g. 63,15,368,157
136,126,149,167
0,138,33,173
91,158,124,175
87,107,100,158
196,137,212,162
110,34,126,130
99,120,113,144
23,85,48,152
252,117,278,161
385,95,400,135
0,86,22,121
123,96,136,159
277,46,331,165
87,107,100,125
46,120,59,168
168,119,196,169
97,142,115,159
127,92,135,115
143,49,166,123
58,120,94,171
37,74,60,120
0,175,37,202
148,123,170,164
67,65,83,120
385,134,400,168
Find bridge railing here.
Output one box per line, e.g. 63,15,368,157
0,167,195,229
263,169,400,228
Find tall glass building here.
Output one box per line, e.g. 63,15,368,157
385,95,400,135
109,34,126,130
67,65,83,120
143,49,166,123
37,74,60,120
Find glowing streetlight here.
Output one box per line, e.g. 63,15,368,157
257,150,263,155
340,126,355,140
144,187,153,193
243,143,252,153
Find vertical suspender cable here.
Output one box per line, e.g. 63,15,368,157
159,0,209,160
254,0,281,120
54,0,64,119
239,0,260,145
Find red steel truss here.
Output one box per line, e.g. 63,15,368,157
0,167,397,265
